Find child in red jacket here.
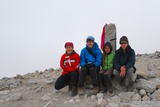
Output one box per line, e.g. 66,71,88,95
55,42,80,96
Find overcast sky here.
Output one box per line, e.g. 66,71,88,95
0,0,160,78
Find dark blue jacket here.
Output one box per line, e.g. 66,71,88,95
114,45,136,71
80,42,102,67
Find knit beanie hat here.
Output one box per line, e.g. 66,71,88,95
64,42,74,48
120,36,129,44
86,36,95,42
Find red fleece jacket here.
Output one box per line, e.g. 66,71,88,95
60,51,80,75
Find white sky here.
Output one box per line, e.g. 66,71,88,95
0,0,160,78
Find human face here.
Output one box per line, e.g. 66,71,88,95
65,46,73,54
120,41,128,50
87,40,94,48
104,46,111,54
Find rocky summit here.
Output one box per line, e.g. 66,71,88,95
0,51,160,107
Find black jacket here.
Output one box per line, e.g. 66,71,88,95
114,45,136,71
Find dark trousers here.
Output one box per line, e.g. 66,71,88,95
99,69,113,91
55,71,79,90
78,66,99,87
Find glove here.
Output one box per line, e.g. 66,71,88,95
85,63,95,68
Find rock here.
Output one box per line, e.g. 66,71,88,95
131,93,141,101
136,72,148,80
15,74,24,79
43,101,53,107
151,88,160,101
96,93,104,99
147,71,157,78
135,79,156,93
35,87,44,93
41,95,51,102
139,89,146,97
91,95,96,100
142,95,151,101
6,93,22,101
147,60,160,71
150,77,160,89
97,98,107,107
133,89,138,94
118,92,134,103
106,95,121,104
46,79,54,84
106,102,118,107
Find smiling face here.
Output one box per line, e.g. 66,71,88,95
65,46,73,54
104,46,111,54
86,40,94,48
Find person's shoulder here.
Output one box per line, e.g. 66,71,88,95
74,51,80,56
61,53,67,58
128,46,135,52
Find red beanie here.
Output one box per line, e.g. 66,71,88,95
64,42,74,48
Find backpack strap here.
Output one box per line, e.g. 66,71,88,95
86,48,96,59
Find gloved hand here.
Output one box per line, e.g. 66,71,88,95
85,63,95,68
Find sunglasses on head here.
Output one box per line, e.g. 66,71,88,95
120,42,127,44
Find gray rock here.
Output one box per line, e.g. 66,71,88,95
150,77,160,89
151,88,160,101
118,92,135,103
131,93,141,101
142,95,151,101
41,95,51,102
135,79,156,93
97,98,108,107
106,95,121,104
147,71,157,78
91,95,96,100
46,79,54,84
139,89,146,97
6,93,22,101
43,101,53,107
96,93,104,99
147,61,160,71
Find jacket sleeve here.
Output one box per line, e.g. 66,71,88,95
114,51,121,71
80,49,86,67
125,49,136,70
94,49,102,67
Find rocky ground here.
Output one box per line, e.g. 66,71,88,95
0,51,160,107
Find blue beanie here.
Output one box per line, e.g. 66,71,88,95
86,36,95,42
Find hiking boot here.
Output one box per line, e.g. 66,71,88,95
92,86,99,95
99,86,106,93
108,90,115,97
71,86,78,96
78,86,84,95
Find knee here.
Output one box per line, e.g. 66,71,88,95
113,69,119,76
54,83,61,90
126,68,134,75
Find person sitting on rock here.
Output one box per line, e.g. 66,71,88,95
55,42,80,96
99,42,115,96
113,36,136,91
78,36,102,95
